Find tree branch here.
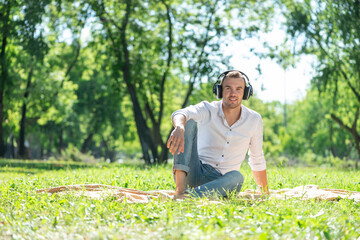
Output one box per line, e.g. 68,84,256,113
310,31,360,103
352,107,360,131
60,40,80,88
158,0,173,125
181,82,195,108
340,69,360,103
145,102,157,127
330,113,352,132
97,0,122,58
120,0,131,83
99,15,122,62
56,8,88,95
181,0,219,108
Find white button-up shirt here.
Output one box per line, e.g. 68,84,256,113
171,100,266,174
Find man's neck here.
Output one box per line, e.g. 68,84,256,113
222,104,242,127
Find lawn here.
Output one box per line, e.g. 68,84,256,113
0,159,359,239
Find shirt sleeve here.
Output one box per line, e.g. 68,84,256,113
170,101,210,123
248,116,266,171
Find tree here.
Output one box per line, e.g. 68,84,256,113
277,0,360,167
1,0,275,162
0,0,51,157
0,0,16,156
87,0,274,164
17,1,51,158
279,88,353,160
42,0,89,154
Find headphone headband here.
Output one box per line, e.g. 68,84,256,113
217,70,251,86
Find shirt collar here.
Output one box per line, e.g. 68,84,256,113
218,100,247,124
218,100,225,118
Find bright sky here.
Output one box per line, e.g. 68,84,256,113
225,29,316,104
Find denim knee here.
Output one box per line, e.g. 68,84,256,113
224,170,244,192
184,119,197,137
173,119,198,175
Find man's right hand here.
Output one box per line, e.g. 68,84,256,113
167,126,185,155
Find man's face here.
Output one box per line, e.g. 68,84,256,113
222,77,245,110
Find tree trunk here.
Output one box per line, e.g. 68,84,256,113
149,120,168,164
98,0,170,164
126,83,159,163
354,134,359,169
117,0,159,164
9,133,14,158
0,2,10,157
81,132,93,153
102,137,116,162
18,67,33,159
331,109,360,169
58,127,64,154
159,143,169,164
47,133,52,158
329,120,335,156
18,103,28,158
0,89,5,157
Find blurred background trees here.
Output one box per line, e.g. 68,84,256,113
0,0,358,167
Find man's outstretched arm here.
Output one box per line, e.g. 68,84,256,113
167,114,187,196
252,169,269,194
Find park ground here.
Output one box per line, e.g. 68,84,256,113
0,159,359,239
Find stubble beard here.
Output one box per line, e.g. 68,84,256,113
223,98,242,110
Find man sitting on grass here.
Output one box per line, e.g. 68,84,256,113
167,70,269,198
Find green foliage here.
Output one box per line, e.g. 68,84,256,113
54,146,98,163
1,0,277,163
0,162,359,239
280,88,354,160
0,0,359,168
275,0,360,165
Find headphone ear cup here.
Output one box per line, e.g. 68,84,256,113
213,84,222,99
243,86,249,100
217,85,222,99
243,85,253,100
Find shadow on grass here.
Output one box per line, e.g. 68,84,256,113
0,167,45,175
0,158,172,172
0,159,105,171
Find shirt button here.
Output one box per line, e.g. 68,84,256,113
216,164,218,166
222,155,224,157
229,129,232,131
227,142,229,144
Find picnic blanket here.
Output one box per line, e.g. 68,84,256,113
37,184,360,203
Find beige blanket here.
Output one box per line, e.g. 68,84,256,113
37,184,360,203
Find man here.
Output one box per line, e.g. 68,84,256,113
167,70,269,198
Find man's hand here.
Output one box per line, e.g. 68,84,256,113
167,126,185,155
252,169,270,195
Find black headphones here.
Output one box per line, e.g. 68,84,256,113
212,70,253,100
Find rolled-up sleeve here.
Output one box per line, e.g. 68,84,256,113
248,116,266,171
171,101,210,123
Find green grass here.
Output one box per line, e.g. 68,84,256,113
0,160,359,239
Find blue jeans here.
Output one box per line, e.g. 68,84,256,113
173,120,244,197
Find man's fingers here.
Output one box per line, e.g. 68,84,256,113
169,140,181,155
176,140,184,155
169,138,178,154
180,142,184,153
173,141,181,155
167,135,173,148
167,130,185,155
